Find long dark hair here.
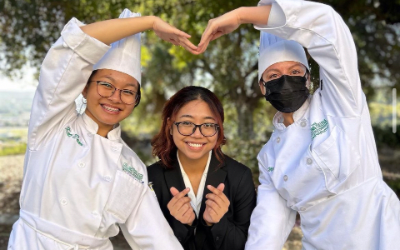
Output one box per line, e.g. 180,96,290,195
151,86,226,168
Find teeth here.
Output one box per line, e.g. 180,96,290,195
188,143,203,148
103,105,119,112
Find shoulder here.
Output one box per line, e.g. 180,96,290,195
147,161,167,180
222,154,253,180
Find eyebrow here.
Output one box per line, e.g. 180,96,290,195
179,114,216,121
101,76,138,89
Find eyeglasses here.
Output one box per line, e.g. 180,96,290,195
91,81,140,105
174,121,219,137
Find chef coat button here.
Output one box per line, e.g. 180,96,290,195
300,119,307,127
104,175,112,182
300,207,306,211
78,162,86,168
276,137,281,143
60,198,68,206
283,175,288,181
306,158,313,165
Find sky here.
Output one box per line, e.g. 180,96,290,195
0,66,37,92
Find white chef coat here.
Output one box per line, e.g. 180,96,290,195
177,151,211,217
7,18,183,250
245,1,400,250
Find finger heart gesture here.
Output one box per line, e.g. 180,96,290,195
203,183,230,226
167,187,196,226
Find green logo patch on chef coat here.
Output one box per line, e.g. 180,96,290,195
267,167,274,172
311,119,329,139
65,126,84,146
122,162,144,183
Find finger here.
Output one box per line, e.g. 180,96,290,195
210,31,225,42
197,40,211,54
206,193,225,207
182,206,194,218
206,199,222,211
169,38,180,46
177,202,191,213
169,187,190,207
207,184,224,195
170,187,180,197
198,22,215,47
217,183,225,192
175,197,192,212
180,38,198,51
174,29,191,39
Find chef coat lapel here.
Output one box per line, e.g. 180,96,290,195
164,157,186,193
197,152,227,250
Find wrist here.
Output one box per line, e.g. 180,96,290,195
150,16,160,30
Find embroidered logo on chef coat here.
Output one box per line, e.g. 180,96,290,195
311,119,329,139
122,162,144,183
65,126,84,146
267,167,274,172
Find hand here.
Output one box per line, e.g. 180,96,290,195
152,17,198,54
167,187,196,226
203,183,230,226
196,9,242,54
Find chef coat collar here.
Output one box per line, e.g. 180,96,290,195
272,96,311,130
82,112,121,140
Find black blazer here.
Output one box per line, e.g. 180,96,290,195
147,152,256,250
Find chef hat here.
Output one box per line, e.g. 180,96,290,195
258,31,309,81
93,9,142,84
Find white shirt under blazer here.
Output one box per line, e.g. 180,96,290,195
245,0,400,249
7,18,183,250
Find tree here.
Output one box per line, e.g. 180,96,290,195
1,0,399,142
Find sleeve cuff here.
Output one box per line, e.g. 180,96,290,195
255,1,286,30
60,17,110,65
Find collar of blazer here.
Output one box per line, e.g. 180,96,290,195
164,151,227,209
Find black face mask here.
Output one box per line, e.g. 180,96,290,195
263,74,309,113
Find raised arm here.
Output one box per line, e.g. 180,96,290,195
28,14,196,150
81,16,197,50
198,0,364,117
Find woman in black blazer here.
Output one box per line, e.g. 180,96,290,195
148,86,256,250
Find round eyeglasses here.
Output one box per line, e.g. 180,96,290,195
174,121,219,137
91,81,140,106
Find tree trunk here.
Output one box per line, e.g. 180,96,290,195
236,101,255,140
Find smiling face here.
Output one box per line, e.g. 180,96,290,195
82,69,139,135
171,99,218,164
259,61,310,95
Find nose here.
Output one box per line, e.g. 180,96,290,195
108,89,122,103
191,126,204,138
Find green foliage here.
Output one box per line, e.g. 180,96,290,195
0,143,26,156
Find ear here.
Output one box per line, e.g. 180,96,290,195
306,72,311,89
82,85,89,99
259,81,266,95
167,117,173,135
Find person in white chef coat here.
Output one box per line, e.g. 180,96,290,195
7,8,198,250
195,0,400,249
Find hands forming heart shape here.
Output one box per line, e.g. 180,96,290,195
152,9,242,55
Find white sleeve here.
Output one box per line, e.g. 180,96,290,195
120,185,184,250
245,158,296,250
255,0,364,117
28,18,109,150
